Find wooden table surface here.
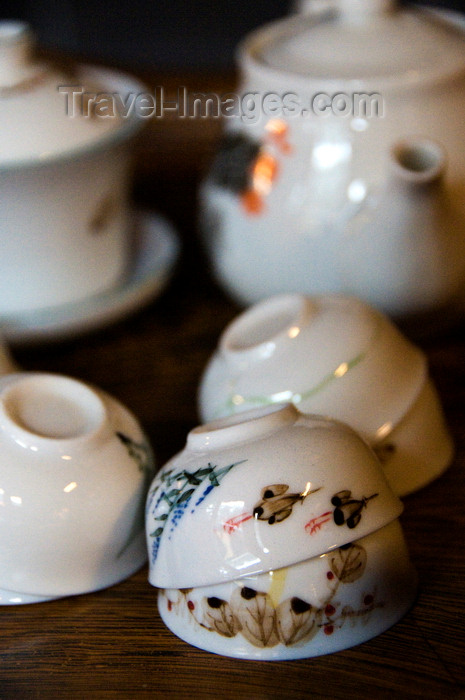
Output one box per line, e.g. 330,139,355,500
1,68,465,700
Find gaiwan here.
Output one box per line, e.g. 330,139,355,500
146,404,417,660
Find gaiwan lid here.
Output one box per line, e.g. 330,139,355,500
146,403,402,589
0,21,141,170
241,0,465,90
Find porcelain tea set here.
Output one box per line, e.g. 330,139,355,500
148,404,418,659
0,1,461,660
198,294,453,497
0,289,453,657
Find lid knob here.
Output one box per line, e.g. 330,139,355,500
336,0,396,22
297,0,396,21
0,21,34,89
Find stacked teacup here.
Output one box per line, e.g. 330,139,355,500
146,294,453,659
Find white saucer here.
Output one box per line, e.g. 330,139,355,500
1,210,180,344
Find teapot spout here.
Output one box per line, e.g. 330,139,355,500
342,136,465,317
391,137,446,186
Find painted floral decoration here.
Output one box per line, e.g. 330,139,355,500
116,431,154,558
147,460,247,564
161,541,383,649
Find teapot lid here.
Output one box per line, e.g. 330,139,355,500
242,0,465,90
0,21,140,170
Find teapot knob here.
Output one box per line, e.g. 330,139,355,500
336,0,396,21
296,0,397,20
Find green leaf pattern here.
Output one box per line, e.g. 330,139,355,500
147,460,247,565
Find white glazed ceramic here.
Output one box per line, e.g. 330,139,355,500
0,587,56,605
147,403,402,588
159,519,417,660
1,211,180,345
0,372,155,603
200,1,465,318
198,294,454,496
0,21,146,314
147,403,417,659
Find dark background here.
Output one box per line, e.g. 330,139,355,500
2,0,465,72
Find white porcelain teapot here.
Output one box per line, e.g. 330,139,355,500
200,0,465,322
